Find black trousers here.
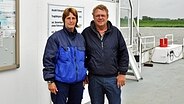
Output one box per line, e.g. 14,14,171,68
51,81,84,104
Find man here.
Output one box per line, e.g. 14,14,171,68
82,4,129,104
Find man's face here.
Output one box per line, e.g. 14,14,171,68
93,9,108,28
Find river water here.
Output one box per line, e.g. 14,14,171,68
138,27,184,45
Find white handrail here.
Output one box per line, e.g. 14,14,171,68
182,38,184,59
165,34,173,45
141,36,155,52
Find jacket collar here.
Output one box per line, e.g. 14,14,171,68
63,26,77,40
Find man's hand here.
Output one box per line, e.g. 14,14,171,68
116,74,126,88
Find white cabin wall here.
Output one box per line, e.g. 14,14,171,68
0,0,41,104
0,0,117,104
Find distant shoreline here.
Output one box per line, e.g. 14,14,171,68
140,20,184,27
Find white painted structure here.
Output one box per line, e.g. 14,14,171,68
0,0,117,104
152,44,183,63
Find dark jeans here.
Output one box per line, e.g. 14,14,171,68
88,75,121,104
51,81,84,104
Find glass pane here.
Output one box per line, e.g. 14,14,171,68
120,9,130,27
0,0,19,71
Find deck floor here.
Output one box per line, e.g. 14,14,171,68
122,59,184,104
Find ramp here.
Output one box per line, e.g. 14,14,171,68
127,48,143,81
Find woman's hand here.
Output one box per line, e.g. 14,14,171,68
48,82,58,95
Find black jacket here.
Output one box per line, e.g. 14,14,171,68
82,21,129,76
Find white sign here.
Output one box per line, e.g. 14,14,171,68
48,4,84,36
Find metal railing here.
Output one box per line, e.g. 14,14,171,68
165,34,174,45
183,38,184,59
141,36,155,53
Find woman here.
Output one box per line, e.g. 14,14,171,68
42,7,87,104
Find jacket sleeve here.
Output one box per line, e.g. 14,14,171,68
117,29,129,75
42,36,58,81
81,30,88,69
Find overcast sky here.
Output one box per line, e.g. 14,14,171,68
138,0,184,19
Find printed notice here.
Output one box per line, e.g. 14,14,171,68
48,4,84,36
0,1,15,30
0,30,4,47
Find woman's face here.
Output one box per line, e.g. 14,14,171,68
64,12,77,32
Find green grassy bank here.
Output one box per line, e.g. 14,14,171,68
139,20,184,27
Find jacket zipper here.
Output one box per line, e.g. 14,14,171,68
74,47,78,81
100,36,103,49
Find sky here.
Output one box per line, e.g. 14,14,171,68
138,0,184,19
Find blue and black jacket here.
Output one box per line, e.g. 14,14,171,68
43,27,87,83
